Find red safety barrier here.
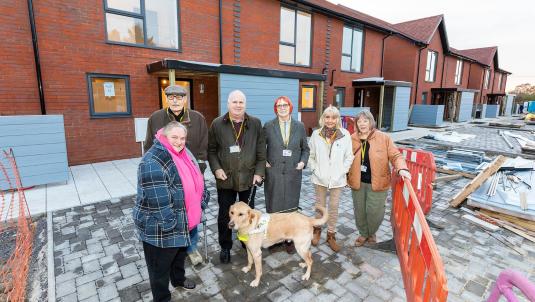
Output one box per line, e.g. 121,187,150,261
393,147,436,215
391,175,448,302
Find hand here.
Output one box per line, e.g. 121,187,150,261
253,174,263,185
215,169,227,180
266,162,271,168
398,169,412,180
296,162,305,170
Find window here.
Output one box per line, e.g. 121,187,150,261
497,73,502,90
301,85,316,110
105,0,179,50
425,50,438,82
279,7,311,66
422,92,428,104
341,26,364,72
454,59,463,85
484,69,490,89
87,74,131,117
333,87,345,108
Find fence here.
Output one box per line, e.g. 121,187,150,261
396,147,436,215
0,149,34,302
391,175,448,301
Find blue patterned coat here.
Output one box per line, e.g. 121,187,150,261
133,140,210,248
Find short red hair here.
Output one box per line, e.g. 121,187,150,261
273,96,293,114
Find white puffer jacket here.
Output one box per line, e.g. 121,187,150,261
308,127,354,189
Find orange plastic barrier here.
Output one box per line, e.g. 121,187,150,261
0,149,34,302
391,175,448,302
394,147,436,215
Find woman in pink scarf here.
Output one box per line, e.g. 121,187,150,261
134,121,208,300
156,124,205,230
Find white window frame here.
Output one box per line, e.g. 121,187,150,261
497,73,502,90
278,6,312,67
484,69,490,89
425,50,438,82
341,26,364,73
454,59,463,85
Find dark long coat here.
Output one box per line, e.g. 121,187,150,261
263,118,309,213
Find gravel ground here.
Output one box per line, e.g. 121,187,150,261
0,214,47,301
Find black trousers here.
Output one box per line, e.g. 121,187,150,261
217,187,256,250
142,241,188,302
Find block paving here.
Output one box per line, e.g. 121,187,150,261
50,164,535,301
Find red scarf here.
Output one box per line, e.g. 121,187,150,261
155,129,204,230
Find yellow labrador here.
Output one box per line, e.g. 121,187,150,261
228,201,328,287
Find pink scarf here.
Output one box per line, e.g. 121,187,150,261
155,129,204,230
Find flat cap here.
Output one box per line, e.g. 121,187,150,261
164,85,187,95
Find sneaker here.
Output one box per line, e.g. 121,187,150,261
188,250,203,266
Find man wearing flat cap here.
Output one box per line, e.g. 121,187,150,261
144,84,208,265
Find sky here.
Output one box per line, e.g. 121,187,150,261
328,0,535,92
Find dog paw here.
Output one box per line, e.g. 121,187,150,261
299,262,307,268
241,266,251,273
250,279,260,287
301,273,310,281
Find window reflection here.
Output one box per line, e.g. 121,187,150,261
106,13,144,44
146,0,178,49
106,0,140,13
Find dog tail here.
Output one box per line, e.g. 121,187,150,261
310,206,328,227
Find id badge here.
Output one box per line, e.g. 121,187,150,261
282,149,292,157
229,145,241,153
361,165,367,172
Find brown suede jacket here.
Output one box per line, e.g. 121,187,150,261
347,129,408,191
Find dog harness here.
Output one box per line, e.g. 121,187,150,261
237,214,270,242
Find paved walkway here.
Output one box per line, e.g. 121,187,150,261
50,169,535,302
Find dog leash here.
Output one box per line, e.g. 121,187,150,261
246,179,263,207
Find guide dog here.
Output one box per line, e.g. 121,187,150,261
228,201,328,287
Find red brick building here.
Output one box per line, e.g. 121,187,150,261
1,0,419,164
383,15,510,121
0,1,511,164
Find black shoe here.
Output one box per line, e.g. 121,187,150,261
174,278,196,290
219,249,231,264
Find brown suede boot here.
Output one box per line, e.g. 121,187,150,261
326,231,341,252
311,226,322,246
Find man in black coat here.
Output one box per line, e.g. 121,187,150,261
208,90,266,264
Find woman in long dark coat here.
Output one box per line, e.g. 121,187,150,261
263,96,310,253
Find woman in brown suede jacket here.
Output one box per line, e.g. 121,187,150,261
347,110,411,247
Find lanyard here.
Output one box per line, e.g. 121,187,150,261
361,140,367,163
229,113,245,144
281,120,291,147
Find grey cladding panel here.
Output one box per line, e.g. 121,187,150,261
0,115,69,189
219,74,299,124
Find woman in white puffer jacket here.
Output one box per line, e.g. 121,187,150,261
308,105,354,252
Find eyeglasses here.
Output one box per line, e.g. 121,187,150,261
276,104,289,108
167,94,185,101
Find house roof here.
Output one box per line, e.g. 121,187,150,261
392,15,444,44
453,47,497,66
295,0,396,34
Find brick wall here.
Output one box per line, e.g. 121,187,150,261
25,0,220,164
0,1,41,115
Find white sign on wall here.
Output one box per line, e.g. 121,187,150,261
103,82,115,97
